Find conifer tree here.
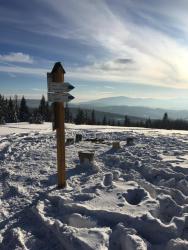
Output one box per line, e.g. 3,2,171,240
45,101,51,122
13,95,19,122
102,115,107,125
0,95,6,124
85,111,88,124
65,102,70,123
91,109,96,125
75,108,85,124
7,98,14,122
124,115,130,126
162,112,169,129
38,95,46,121
145,117,152,128
19,96,29,122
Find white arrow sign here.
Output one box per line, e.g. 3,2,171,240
48,92,75,102
48,82,74,93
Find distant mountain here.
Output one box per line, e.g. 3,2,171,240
23,99,144,123
74,96,188,120
85,105,188,120
24,97,188,120
78,96,188,110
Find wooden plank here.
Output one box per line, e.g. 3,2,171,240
48,92,74,102
48,82,74,93
55,101,66,188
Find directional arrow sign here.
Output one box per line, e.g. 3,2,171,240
48,92,75,102
48,82,75,93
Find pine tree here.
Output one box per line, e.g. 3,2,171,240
163,112,168,121
85,111,88,124
0,95,6,124
75,109,85,124
91,109,96,125
13,95,19,122
45,102,51,122
162,112,169,129
19,96,29,122
65,102,73,123
102,115,107,125
145,117,152,128
29,109,43,124
7,98,14,122
124,115,130,126
38,95,46,121
3,97,9,122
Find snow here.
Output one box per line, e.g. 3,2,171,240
0,122,52,136
1,123,188,249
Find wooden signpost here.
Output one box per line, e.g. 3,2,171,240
48,92,74,103
48,82,74,93
47,62,75,188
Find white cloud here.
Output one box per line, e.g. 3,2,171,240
29,0,186,89
1,0,188,89
32,88,43,91
0,65,46,75
0,52,33,64
104,86,115,89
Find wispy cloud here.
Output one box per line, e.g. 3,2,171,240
1,0,188,90
32,88,43,91
36,0,188,88
0,64,46,75
0,52,33,64
104,86,115,89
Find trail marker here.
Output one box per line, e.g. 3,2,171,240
47,62,75,188
48,81,74,93
48,92,74,103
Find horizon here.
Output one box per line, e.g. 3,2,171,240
1,1,188,103
2,94,188,111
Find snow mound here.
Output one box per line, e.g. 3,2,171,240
68,213,97,228
110,223,148,250
166,238,188,250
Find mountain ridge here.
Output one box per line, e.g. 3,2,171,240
77,95,188,110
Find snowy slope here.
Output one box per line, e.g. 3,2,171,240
1,123,188,249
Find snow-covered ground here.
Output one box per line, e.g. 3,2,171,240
1,123,188,249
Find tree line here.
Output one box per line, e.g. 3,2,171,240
68,108,188,130
0,94,51,124
1,94,188,130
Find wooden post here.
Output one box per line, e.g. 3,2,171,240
51,63,66,188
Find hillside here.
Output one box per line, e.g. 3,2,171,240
81,105,188,120
24,98,188,120
78,96,188,110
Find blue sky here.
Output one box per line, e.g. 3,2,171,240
1,0,188,102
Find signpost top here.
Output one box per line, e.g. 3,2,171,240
47,61,75,103
51,62,66,74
